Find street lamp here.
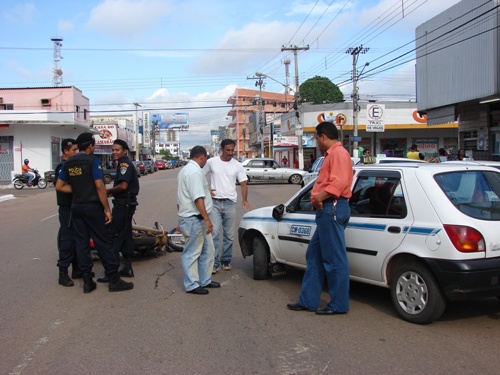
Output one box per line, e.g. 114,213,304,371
133,102,142,161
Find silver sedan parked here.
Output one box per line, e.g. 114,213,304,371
241,158,307,184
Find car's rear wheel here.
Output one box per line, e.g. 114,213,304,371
253,236,270,280
288,174,303,184
390,261,446,324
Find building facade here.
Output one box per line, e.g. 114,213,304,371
226,88,292,158
0,87,92,181
416,0,500,160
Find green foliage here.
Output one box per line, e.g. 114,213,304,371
159,149,179,160
299,76,344,104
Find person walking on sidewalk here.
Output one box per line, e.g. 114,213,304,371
203,139,251,273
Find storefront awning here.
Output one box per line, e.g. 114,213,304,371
426,105,456,126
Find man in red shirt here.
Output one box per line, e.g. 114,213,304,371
287,122,353,315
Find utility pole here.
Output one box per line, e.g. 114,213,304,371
249,74,266,157
281,44,309,169
133,102,142,161
346,45,369,157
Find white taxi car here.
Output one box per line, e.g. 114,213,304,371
241,158,307,184
238,163,500,324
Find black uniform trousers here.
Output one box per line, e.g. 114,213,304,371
57,205,76,268
109,203,136,259
71,202,119,274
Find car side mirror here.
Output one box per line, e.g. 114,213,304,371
272,204,285,221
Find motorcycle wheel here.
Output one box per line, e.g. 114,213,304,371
37,179,47,189
167,228,186,252
13,180,24,190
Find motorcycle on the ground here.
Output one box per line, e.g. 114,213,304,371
12,169,47,189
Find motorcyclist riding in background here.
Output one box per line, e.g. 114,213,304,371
21,159,35,186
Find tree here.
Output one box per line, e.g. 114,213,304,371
299,76,344,104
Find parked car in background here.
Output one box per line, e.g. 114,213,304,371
143,160,155,174
155,159,167,170
238,163,500,324
134,161,147,176
241,158,307,184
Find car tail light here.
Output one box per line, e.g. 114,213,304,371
443,225,485,253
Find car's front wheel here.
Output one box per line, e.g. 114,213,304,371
253,236,270,280
390,261,446,324
288,174,303,184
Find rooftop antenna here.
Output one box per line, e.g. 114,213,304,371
51,37,63,86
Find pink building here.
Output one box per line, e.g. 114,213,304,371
0,86,92,181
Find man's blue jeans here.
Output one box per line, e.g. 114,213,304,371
209,199,236,267
178,216,215,292
298,198,350,312
22,172,34,184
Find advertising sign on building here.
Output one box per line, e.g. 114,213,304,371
94,124,117,145
366,104,385,132
151,112,189,130
143,112,150,148
273,135,299,146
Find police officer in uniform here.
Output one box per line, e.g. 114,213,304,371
55,138,80,286
55,132,133,293
97,139,139,282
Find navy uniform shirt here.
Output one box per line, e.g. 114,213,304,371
113,155,139,200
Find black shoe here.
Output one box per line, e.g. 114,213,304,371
203,281,221,288
187,287,209,295
287,303,313,312
58,268,74,287
83,272,96,294
97,274,109,283
108,272,134,292
315,308,347,316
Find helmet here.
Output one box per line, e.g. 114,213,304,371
24,159,29,164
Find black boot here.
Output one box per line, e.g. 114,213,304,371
108,272,134,292
97,273,109,283
83,272,97,294
71,258,83,279
58,267,74,287
119,258,134,278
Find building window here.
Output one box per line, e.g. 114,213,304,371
462,130,477,150
84,109,88,120
75,105,80,117
0,104,14,110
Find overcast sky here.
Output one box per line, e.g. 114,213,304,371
1,0,461,149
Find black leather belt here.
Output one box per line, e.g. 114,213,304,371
324,197,348,203
213,198,230,201
191,214,203,220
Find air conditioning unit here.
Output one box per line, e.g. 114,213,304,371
41,98,51,106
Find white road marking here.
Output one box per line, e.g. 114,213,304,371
10,319,63,375
40,213,58,222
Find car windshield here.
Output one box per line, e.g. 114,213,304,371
434,171,500,220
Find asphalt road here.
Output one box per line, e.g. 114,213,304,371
1,169,499,375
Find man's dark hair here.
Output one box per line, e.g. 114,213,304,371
61,138,76,152
190,145,207,159
411,144,418,151
438,148,446,156
78,139,95,151
316,121,339,140
220,139,235,149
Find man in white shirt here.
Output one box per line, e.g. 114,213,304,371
177,146,220,295
203,139,251,273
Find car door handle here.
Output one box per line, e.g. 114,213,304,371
387,226,401,233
